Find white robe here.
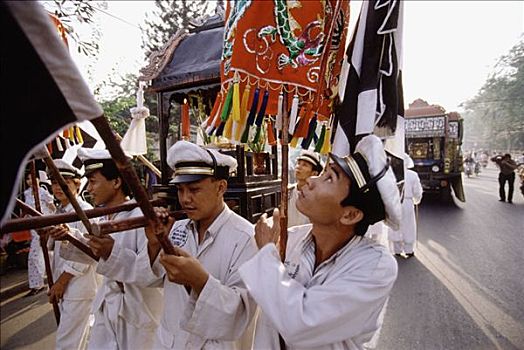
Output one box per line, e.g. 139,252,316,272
24,187,55,289
88,206,163,350
388,170,423,253
50,199,99,350
287,185,309,227
239,225,398,349
149,205,258,349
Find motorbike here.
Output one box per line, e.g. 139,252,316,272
464,162,474,177
474,161,481,176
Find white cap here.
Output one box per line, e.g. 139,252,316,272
329,135,401,230
50,159,83,178
296,150,323,173
167,141,237,184
77,148,131,175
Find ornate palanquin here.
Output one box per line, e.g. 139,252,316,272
140,13,281,223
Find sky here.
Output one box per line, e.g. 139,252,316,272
71,1,523,113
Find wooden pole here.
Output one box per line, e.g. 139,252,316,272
15,199,98,261
90,116,176,255
29,161,60,325
93,210,186,235
279,90,289,262
2,198,164,233
114,133,161,177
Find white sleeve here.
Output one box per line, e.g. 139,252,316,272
58,227,97,265
239,244,397,348
180,237,258,341
96,227,162,287
412,173,423,205
62,258,91,276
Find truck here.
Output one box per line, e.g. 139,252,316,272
405,99,466,202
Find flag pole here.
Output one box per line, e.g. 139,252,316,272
29,161,60,325
15,199,99,261
90,116,176,255
279,90,289,262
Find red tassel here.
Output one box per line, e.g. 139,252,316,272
267,119,277,146
295,113,311,139
181,100,190,139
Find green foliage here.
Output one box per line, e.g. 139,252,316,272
44,0,103,57
248,124,267,153
462,37,524,151
141,0,215,59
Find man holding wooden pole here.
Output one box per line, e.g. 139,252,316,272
40,159,99,350
144,140,258,349
238,135,402,349
63,148,162,350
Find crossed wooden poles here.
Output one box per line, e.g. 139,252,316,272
1,110,293,322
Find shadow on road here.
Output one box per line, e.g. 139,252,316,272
1,293,55,349
376,256,521,350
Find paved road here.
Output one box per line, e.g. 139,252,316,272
1,290,55,349
1,165,522,349
377,165,524,350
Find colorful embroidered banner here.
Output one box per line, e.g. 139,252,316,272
209,0,350,148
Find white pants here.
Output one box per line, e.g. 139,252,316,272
88,302,156,350
390,241,414,255
28,231,45,289
56,299,93,350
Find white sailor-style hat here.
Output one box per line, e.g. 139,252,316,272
296,150,323,173
167,141,237,184
49,159,83,178
77,148,130,176
329,135,402,230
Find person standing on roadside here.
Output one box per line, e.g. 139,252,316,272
491,153,518,203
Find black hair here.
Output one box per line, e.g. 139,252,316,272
339,159,386,236
91,160,131,197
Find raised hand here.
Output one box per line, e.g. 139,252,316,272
84,234,115,260
41,224,70,240
145,206,174,245
159,246,209,295
254,208,280,249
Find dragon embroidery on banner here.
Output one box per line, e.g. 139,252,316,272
223,0,328,75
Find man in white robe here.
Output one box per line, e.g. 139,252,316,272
288,150,323,227
145,141,258,349
239,135,402,349
78,149,163,350
388,154,423,258
42,159,99,350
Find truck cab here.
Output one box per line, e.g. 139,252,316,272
405,99,465,202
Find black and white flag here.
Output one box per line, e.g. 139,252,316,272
0,1,103,225
332,0,404,156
